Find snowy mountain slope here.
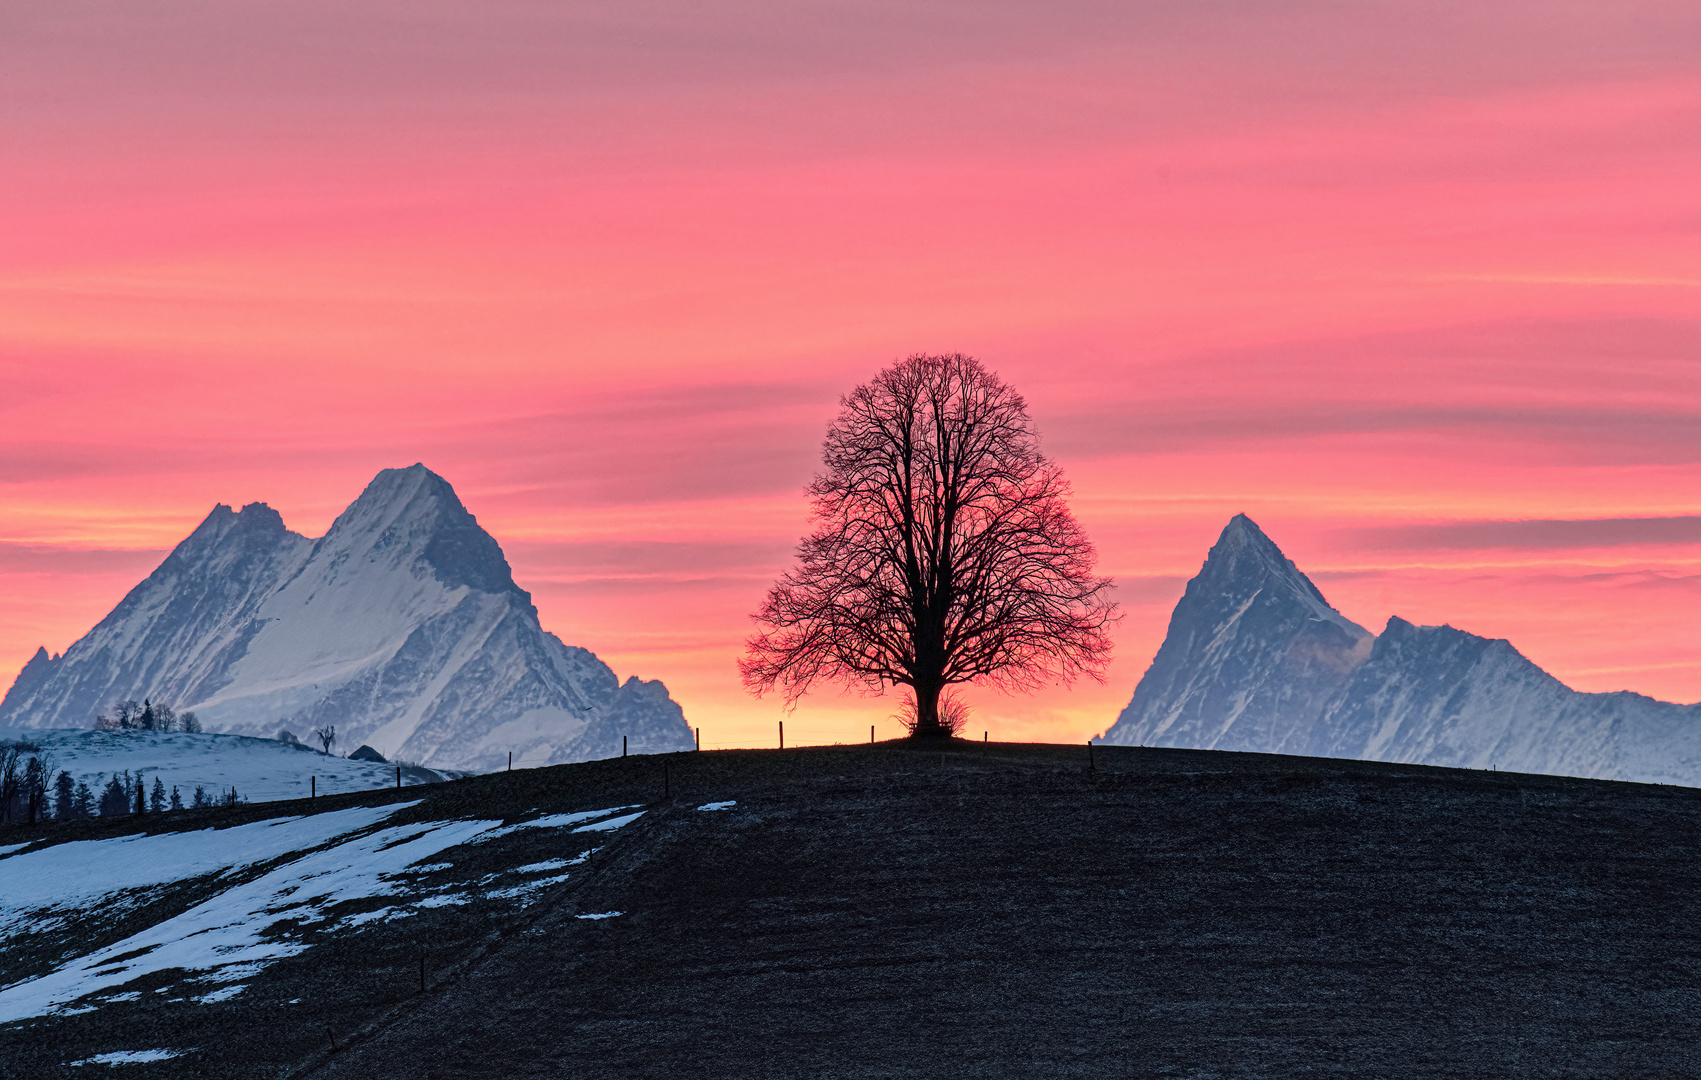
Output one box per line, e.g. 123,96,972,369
1102,515,1373,753
2,504,313,732
1103,516,1701,786
0,465,693,770
1311,618,1701,783
0,728,444,805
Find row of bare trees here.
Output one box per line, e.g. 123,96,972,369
93,698,202,733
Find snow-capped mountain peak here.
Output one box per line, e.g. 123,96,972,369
1198,513,1348,627
1103,518,1701,787
1103,515,1373,754
315,464,529,602
0,466,692,770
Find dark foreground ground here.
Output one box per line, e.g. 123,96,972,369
8,741,1701,1078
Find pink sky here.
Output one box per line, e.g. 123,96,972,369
4,1,1699,748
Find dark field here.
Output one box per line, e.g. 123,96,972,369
7,741,1701,1078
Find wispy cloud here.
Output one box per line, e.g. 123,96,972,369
1344,517,1701,552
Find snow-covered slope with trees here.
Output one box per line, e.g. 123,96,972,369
0,465,693,770
1102,515,1701,786
0,728,444,807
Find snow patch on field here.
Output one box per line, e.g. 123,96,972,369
193,985,245,1004
0,802,652,1023
487,874,572,900
698,801,736,811
513,858,570,874
479,806,640,840
573,811,644,833
0,814,490,1021
0,803,412,937
69,1048,188,1065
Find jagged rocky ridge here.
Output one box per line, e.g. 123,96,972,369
1102,514,1701,786
0,465,694,771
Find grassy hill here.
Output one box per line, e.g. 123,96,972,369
4,741,1701,1077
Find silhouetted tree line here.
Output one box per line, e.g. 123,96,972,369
3,738,244,828
0,741,53,825
92,698,202,733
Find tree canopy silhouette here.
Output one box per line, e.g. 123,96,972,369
741,354,1118,737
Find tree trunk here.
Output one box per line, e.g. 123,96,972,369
909,679,947,738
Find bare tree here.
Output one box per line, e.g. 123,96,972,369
314,725,336,755
113,699,142,729
0,743,25,824
742,354,1118,737
150,703,177,732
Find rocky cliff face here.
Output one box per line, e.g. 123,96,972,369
1103,515,1701,786
0,465,693,770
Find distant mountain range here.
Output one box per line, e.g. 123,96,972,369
1102,514,1701,786
0,465,694,770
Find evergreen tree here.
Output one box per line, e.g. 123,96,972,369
192,786,208,809
53,770,75,820
170,785,184,811
22,757,44,823
98,776,130,817
71,780,94,819
150,776,166,812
